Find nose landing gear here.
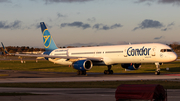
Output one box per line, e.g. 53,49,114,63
155,62,161,75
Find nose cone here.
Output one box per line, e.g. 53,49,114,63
169,52,178,62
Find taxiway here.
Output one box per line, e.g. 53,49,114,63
0,70,180,83
0,70,180,101
0,87,179,101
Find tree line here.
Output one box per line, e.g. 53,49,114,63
0,46,45,53
169,42,180,52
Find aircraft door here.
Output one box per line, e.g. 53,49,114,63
151,47,156,56
124,48,128,57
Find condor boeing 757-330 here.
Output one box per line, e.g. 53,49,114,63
2,22,177,75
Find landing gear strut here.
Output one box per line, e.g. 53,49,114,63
77,70,86,75
104,65,113,74
155,63,160,75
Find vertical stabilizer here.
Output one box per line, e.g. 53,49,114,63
1,42,9,55
1,42,12,55
40,22,58,51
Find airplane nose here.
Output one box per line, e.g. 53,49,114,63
169,53,178,61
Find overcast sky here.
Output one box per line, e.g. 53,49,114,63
1,0,180,47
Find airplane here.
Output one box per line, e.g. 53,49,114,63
1,22,178,75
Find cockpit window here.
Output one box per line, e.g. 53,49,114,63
167,49,173,52
160,49,173,52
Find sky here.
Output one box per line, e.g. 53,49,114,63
1,0,180,48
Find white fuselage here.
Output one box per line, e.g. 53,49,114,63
48,43,177,65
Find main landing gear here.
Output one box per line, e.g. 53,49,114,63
155,62,161,75
77,70,86,75
104,65,113,74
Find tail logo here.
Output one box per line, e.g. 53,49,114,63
44,35,50,44
43,29,52,48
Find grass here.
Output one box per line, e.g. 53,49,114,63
0,60,76,72
0,56,180,89
0,59,180,74
0,80,179,89
0,74,9,76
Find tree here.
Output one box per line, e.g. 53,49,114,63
170,42,179,51
9,50,15,53
17,48,22,52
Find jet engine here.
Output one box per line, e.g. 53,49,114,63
121,63,141,70
73,60,93,71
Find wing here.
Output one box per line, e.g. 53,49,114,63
15,54,103,62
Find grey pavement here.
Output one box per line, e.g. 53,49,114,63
0,74,180,83
0,87,179,101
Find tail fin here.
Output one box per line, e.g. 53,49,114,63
40,22,58,51
1,42,9,55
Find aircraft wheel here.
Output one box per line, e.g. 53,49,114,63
77,70,81,75
104,70,108,74
104,70,113,74
104,70,107,74
82,71,86,75
77,70,86,75
110,70,113,74
155,71,160,75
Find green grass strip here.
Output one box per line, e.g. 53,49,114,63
0,60,180,74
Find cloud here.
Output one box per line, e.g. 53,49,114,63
161,28,168,31
43,0,93,4
161,22,174,31
0,20,21,29
57,13,66,18
135,0,180,5
93,23,123,30
35,23,41,29
167,22,175,27
133,19,163,31
87,17,96,22
134,0,154,3
61,21,91,29
61,22,123,30
134,0,154,6
154,36,163,40
158,0,180,4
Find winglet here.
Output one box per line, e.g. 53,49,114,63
40,22,58,51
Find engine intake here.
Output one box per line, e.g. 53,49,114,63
73,60,93,71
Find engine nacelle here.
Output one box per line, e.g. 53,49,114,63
73,60,93,71
121,63,141,70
